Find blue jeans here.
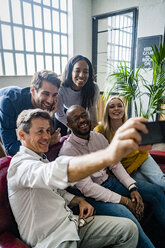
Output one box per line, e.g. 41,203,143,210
133,155,165,190
69,177,158,248
92,178,156,248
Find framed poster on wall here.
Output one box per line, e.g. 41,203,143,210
136,35,162,68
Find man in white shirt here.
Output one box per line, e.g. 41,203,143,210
8,108,150,248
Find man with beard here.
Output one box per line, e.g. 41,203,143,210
0,70,61,155
59,105,156,248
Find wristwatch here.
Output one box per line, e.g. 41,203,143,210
129,184,138,193
75,197,82,205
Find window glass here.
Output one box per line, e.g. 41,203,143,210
53,11,59,32
27,54,35,75
0,0,10,22
36,55,44,71
123,32,127,47
115,46,118,60
119,46,123,61
16,54,25,75
44,32,52,53
54,56,61,75
4,53,14,75
120,16,124,28
12,0,22,24
0,58,3,75
34,0,41,3
43,0,50,6
123,48,126,61
45,56,52,70
61,13,67,33
115,30,119,44
115,15,120,28
53,34,60,54
60,0,67,11
44,8,51,30
1,25,12,49
120,31,123,45
35,31,43,52
61,35,67,54
52,0,59,9
23,2,32,26
14,27,23,50
25,29,34,51
62,56,67,71
34,5,42,28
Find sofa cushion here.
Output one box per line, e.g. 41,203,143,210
0,232,29,248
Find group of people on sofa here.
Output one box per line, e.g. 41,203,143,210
0,55,165,248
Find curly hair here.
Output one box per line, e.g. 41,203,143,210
61,55,96,109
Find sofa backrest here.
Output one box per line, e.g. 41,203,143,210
46,135,69,161
149,150,165,172
0,156,20,236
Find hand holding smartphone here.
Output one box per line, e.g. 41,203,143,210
139,120,165,145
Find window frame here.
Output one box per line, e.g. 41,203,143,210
92,8,138,117
0,0,69,76
92,7,138,81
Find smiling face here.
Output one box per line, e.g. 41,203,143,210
19,117,51,156
71,60,89,91
67,106,91,139
108,98,125,121
30,80,58,113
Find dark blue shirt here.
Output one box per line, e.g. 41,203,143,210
0,86,33,155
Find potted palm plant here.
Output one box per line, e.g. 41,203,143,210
103,42,165,120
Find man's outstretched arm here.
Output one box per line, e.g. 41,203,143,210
68,117,151,182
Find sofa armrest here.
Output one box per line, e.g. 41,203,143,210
149,150,165,163
0,232,29,248
149,150,165,172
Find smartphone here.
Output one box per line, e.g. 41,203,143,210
139,120,165,145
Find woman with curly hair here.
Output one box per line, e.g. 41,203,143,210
55,55,100,136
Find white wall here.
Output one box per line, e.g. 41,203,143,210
70,0,92,60
0,76,32,89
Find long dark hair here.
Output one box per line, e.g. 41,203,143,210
62,55,96,109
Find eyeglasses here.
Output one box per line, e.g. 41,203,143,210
78,211,96,228
70,112,89,123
